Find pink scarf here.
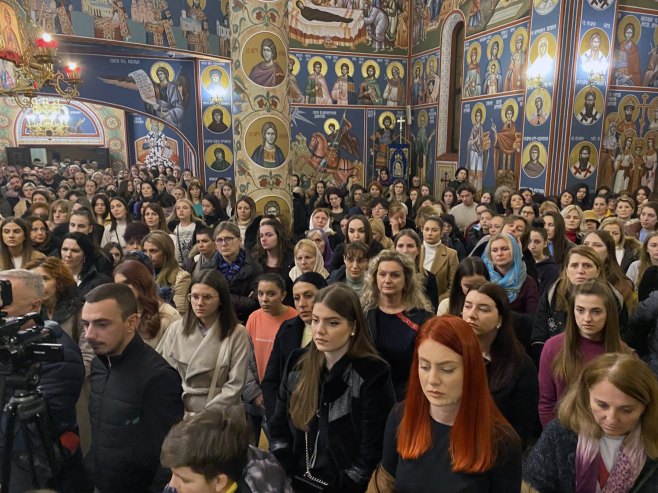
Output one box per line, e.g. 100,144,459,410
575,426,646,493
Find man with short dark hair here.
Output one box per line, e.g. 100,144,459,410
161,406,292,493
83,283,183,492
450,184,479,231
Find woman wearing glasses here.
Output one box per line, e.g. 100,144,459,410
214,222,264,323
158,269,250,415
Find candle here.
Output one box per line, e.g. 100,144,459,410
35,33,58,49
64,62,81,80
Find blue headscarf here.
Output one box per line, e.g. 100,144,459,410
482,233,527,303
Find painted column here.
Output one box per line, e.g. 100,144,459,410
230,0,292,223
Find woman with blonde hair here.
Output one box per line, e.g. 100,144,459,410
601,216,640,273
142,230,192,315
369,216,394,250
289,238,329,281
269,284,395,491
561,204,584,245
626,230,658,288
362,251,434,400
524,353,658,491
167,198,206,265
538,279,633,426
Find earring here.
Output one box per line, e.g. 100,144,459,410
351,331,355,336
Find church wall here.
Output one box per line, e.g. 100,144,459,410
0,99,128,166
287,0,412,190
27,0,229,56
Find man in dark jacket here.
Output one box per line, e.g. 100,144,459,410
0,270,87,492
82,283,184,493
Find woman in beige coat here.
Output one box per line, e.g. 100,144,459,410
417,215,459,306
157,269,249,414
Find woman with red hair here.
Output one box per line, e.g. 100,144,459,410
368,316,521,492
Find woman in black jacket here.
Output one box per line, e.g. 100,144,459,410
214,221,263,322
262,272,328,420
269,284,395,493
461,282,539,448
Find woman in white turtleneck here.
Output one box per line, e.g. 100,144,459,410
417,215,459,307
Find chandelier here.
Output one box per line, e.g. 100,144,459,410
25,98,70,137
0,0,82,108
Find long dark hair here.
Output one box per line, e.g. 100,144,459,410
252,219,290,267
114,260,162,339
448,257,490,316
61,232,95,274
467,282,524,392
544,211,572,265
0,217,34,270
108,196,133,232
290,284,380,430
182,270,238,340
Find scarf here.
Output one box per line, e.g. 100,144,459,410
423,241,439,271
575,427,646,493
289,241,329,282
217,249,245,282
345,274,365,294
482,233,527,302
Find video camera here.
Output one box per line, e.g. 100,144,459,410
0,280,63,378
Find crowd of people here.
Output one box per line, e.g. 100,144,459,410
0,160,658,492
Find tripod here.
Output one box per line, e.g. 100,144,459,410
1,386,62,492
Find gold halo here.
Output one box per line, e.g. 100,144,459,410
501,98,519,122
569,141,599,174
418,109,429,126
202,105,231,133
150,61,176,83
204,144,233,169
334,58,355,77
145,118,164,132
646,130,658,143
525,88,552,125
579,28,610,58
530,32,557,63
378,111,396,128
187,0,206,8
487,35,504,59
307,56,328,76
201,65,229,88
605,111,618,124
619,94,641,121
466,42,482,64
289,55,301,76
471,103,486,125
617,15,641,45
412,59,424,76
425,55,438,74
573,86,604,123
386,61,405,79
361,60,381,78
511,27,529,53
521,141,547,178
634,137,647,154
650,96,658,109
324,118,340,135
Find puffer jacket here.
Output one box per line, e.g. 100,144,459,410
224,250,263,323
86,334,183,493
628,290,658,376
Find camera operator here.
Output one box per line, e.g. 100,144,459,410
0,270,88,492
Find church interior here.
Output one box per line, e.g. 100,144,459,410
1,0,657,215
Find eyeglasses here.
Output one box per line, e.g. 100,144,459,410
521,211,534,216
216,236,238,245
188,293,219,303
